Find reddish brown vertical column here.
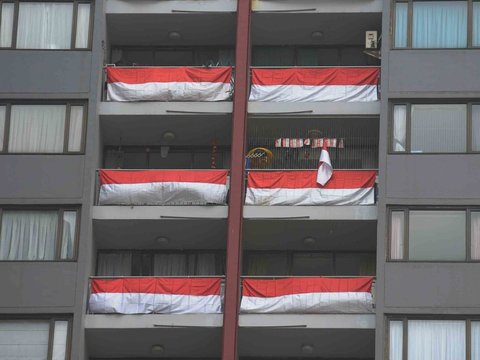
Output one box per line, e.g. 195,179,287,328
221,0,251,359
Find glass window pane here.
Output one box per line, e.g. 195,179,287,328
389,321,403,360
473,321,480,360
473,105,480,151
60,211,77,260
75,3,91,48
291,253,334,276
153,254,187,276
0,106,5,151
408,320,466,359
395,2,408,48
52,321,68,360
411,104,466,153
68,106,84,152
335,253,376,275
97,252,132,276
8,105,66,153
252,47,295,66
0,210,58,260
412,1,467,48
245,253,288,276
473,2,480,46
390,211,405,260
0,320,50,358
472,212,480,260
409,210,466,261
0,2,14,47
17,3,74,49
393,105,407,152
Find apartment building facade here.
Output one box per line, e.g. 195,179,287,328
0,0,478,359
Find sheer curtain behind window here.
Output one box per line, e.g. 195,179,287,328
473,322,480,360
0,2,14,47
408,320,466,360
471,212,480,260
75,3,91,48
395,2,408,48
389,321,403,360
97,252,132,276
0,320,50,358
412,1,467,48
17,3,73,49
52,321,68,360
390,211,405,260
393,105,407,151
473,105,480,151
154,254,187,276
473,2,480,46
60,211,76,260
0,106,5,151
68,106,84,152
189,253,217,275
0,211,58,260
9,105,66,153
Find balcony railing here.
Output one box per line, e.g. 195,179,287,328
87,276,375,315
102,65,380,103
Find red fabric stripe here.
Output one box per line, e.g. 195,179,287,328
99,170,228,186
251,67,379,86
91,277,221,296
107,67,232,85
247,170,376,190
242,277,374,298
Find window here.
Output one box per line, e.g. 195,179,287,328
0,0,92,50
391,102,480,153
393,0,480,48
0,317,71,360
96,250,225,276
388,318,480,360
0,102,86,154
0,207,79,261
389,207,480,261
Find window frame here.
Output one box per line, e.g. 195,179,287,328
389,101,480,154
387,206,480,262
0,206,81,262
0,315,72,360
0,101,87,154
386,316,480,360
392,0,479,49
0,0,94,51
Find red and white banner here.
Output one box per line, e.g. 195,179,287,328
240,277,374,314
106,67,232,102
98,170,228,205
245,170,376,206
89,277,222,314
249,67,379,102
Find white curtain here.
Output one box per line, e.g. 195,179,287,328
408,320,466,360
0,2,14,47
52,321,68,360
8,105,66,153
411,104,466,153
473,3,480,46
412,1,468,48
153,254,187,276
190,253,217,275
389,321,403,360
393,105,407,152
0,320,50,359
471,212,480,260
0,211,58,261
0,106,5,151
473,322,480,360
473,105,480,151
75,3,91,48
68,106,84,152
16,2,73,49
390,211,404,260
97,252,132,276
395,2,408,48
60,211,76,260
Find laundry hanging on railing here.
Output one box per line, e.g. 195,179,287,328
274,138,344,148
98,170,229,205
106,66,233,102
89,277,222,314
245,170,376,206
249,67,380,102
240,277,375,314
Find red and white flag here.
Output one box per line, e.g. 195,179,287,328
317,140,333,186
249,67,379,102
245,170,376,206
89,277,222,314
240,277,374,314
106,67,232,102
98,170,228,205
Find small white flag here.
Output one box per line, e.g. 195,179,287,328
317,139,333,186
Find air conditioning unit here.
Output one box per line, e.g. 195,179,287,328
365,31,378,49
